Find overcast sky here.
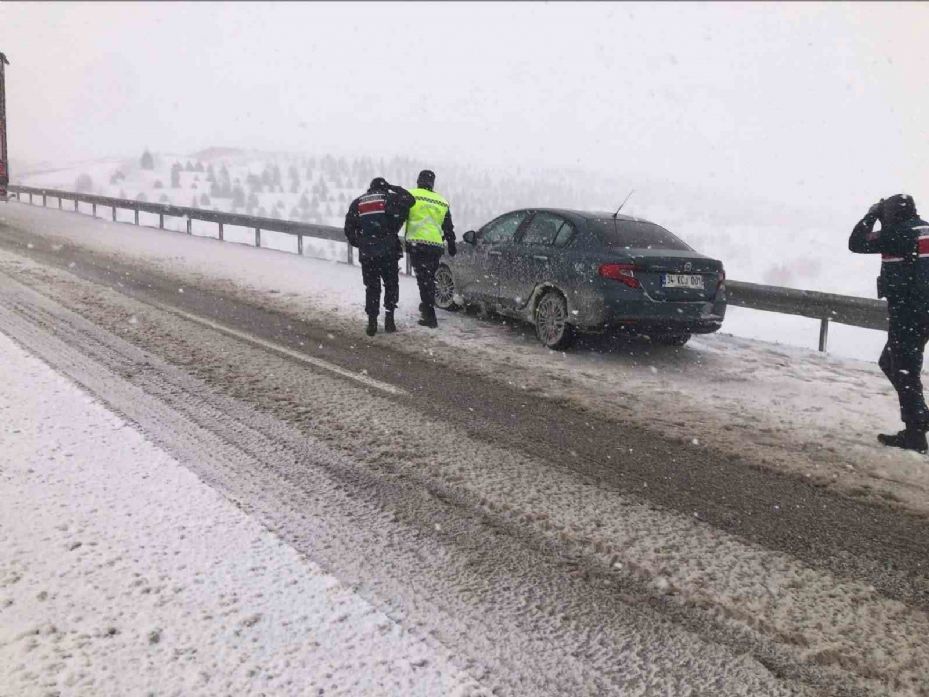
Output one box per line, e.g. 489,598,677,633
2,2,926,211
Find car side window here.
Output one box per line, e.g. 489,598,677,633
553,220,576,248
481,211,528,244
520,212,565,246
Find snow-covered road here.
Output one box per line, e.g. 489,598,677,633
0,331,488,697
2,202,929,696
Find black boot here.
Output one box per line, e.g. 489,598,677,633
877,428,928,453
384,311,397,333
365,315,377,337
418,305,438,328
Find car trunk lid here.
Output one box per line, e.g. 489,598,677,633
609,250,723,301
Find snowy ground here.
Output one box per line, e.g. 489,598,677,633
3,204,929,695
0,331,486,697
1,201,926,516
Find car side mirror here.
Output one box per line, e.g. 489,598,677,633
463,230,477,245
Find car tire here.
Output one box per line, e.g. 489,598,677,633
535,290,576,350
434,264,459,311
652,333,692,347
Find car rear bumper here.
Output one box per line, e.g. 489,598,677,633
608,316,725,335
570,288,727,334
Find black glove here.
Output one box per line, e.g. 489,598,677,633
867,200,884,220
446,238,457,257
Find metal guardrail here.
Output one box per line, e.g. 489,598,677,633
7,184,419,276
5,184,887,352
6,184,354,260
726,281,887,351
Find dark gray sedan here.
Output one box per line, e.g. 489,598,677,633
434,208,726,349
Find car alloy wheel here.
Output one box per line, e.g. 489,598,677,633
535,290,576,349
434,265,458,311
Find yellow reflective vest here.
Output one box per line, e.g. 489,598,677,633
405,187,449,247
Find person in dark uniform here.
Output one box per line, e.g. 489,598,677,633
404,170,456,328
344,178,415,336
849,193,929,453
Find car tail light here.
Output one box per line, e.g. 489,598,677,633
716,269,726,291
599,263,640,288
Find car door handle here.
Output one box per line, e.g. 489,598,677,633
532,255,549,262
488,250,503,257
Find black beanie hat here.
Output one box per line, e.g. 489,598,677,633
369,177,389,192
417,170,436,189
882,194,917,223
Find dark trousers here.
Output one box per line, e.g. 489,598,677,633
360,254,399,318
880,306,929,428
409,244,444,308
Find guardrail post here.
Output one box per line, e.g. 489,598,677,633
159,213,164,229
112,206,117,222
74,199,78,212
405,252,412,276
91,203,96,217
134,208,139,225
57,197,62,210
297,234,303,255
346,242,353,265
28,192,32,204
218,222,223,240
186,218,192,235
818,317,830,352
42,193,46,206
255,227,260,247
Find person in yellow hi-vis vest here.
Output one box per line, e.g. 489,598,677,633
404,169,456,328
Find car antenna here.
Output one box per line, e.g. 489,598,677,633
612,190,634,219
612,189,634,235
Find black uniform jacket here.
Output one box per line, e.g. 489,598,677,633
345,186,416,259
849,214,929,311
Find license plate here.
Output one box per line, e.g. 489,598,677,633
662,274,704,289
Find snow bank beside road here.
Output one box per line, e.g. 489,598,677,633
0,331,485,697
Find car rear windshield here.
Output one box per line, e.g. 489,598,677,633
588,219,693,251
